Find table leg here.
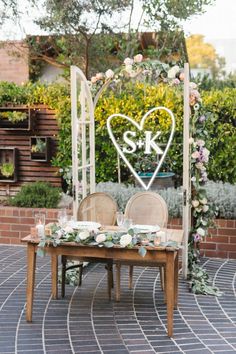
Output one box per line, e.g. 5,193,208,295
166,252,175,337
174,251,179,309
26,243,36,322
116,263,121,302
51,253,58,299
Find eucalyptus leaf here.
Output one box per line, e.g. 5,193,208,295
138,246,147,257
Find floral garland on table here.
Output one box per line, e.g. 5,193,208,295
37,224,179,258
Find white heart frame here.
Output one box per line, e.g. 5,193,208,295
107,106,175,190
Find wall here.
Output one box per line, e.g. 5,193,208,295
0,105,61,196
0,211,235,260
0,41,29,84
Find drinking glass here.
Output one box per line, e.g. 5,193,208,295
57,209,68,227
35,212,45,238
123,218,133,230
116,212,124,227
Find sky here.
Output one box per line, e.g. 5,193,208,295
1,0,236,41
183,0,236,40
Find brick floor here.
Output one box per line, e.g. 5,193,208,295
0,245,236,354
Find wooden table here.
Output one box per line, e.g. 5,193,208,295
22,229,183,337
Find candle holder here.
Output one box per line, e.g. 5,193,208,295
35,213,45,238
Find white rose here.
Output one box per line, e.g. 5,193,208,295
95,233,106,243
196,139,205,147
64,226,74,234
79,230,90,240
192,200,200,208
197,227,205,237
167,65,180,79
133,54,143,63
189,137,194,144
125,64,133,73
189,82,197,89
105,69,114,79
96,72,104,80
120,234,132,247
200,197,208,205
202,205,209,212
124,57,133,66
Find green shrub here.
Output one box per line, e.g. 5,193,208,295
96,181,236,219
10,181,61,208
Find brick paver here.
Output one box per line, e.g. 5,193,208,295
0,245,236,354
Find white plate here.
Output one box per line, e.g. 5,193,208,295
67,221,101,230
132,224,160,233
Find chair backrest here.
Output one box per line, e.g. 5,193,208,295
125,191,168,227
78,192,117,226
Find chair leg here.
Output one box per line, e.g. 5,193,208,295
79,264,83,286
116,263,121,302
159,266,165,291
129,265,133,289
61,255,67,298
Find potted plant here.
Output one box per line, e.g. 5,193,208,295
0,106,35,130
0,162,15,178
30,137,49,161
134,154,175,189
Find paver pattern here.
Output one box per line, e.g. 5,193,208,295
0,245,236,354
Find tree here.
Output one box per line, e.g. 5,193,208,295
186,34,225,78
1,0,216,78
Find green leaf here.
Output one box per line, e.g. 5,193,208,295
138,246,147,257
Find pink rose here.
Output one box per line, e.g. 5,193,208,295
133,54,143,63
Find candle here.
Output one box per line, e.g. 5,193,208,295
36,221,45,238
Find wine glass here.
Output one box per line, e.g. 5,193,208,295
116,212,124,228
57,209,68,227
123,218,133,230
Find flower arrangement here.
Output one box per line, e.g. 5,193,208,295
37,223,179,258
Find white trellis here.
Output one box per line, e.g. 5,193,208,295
71,63,191,278
70,66,95,218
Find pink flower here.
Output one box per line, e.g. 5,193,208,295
91,76,97,84
172,78,180,85
133,54,143,63
189,82,197,89
179,72,184,81
191,151,200,159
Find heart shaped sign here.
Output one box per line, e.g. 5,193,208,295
107,106,175,190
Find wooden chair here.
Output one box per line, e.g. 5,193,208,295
116,191,168,301
61,192,117,299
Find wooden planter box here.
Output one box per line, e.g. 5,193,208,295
0,147,17,183
30,136,50,162
0,106,36,131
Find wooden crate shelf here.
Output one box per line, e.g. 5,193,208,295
0,106,36,131
30,136,50,162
